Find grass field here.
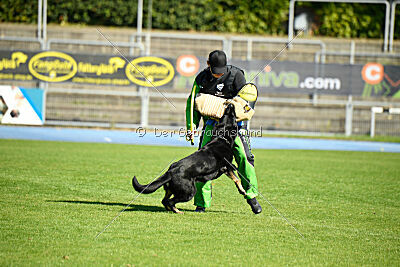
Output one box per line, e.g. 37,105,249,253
0,139,399,266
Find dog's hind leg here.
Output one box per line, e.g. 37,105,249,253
167,194,193,214
167,180,196,214
225,170,247,196
161,185,173,211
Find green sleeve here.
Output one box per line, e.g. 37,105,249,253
186,81,202,131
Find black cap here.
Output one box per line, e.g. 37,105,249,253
208,50,227,74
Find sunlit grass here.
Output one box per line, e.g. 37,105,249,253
0,139,399,265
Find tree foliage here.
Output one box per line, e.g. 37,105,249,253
300,2,387,38
0,0,399,39
144,0,289,35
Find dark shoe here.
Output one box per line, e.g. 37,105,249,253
194,206,206,213
247,198,262,214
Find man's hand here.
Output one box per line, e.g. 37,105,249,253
186,130,194,146
186,130,193,140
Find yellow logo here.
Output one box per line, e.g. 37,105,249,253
125,57,174,87
0,52,28,71
28,51,77,82
78,57,126,76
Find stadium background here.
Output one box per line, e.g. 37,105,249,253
1,0,400,136
1,1,400,266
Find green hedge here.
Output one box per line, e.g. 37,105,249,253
0,0,399,38
150,0,288,35
300,2,392,39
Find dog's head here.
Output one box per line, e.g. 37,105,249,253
212,103,238,146
220,103,236,126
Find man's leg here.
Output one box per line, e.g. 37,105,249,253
232,133,258,198
194,124,214,208
232,132,262,213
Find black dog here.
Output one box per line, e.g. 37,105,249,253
132,104,247,213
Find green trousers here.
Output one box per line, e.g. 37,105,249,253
194,124,259,208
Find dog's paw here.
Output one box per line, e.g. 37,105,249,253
172,207,184,214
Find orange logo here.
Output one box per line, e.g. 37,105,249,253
361,63,384,85
176,55,199,77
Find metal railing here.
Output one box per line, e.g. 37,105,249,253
229,36,327,63
2,20,400,136
0,36,44,49
132,32,229,58
0,0,48,50
47,38,144,55
44,87,400,136
370,107,400,137
315,50,400,64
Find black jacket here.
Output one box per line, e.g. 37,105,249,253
194,65,246,99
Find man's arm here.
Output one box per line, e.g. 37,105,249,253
233,69,246,96
232,68,255,129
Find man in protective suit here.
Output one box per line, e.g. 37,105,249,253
185,50,262,214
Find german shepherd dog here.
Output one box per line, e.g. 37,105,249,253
132,104,247,213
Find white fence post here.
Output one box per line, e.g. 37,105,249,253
223,39,232,59
345,95,353,136
247,39,252,61
288,0,295,49
370,107,383,137
370,109,376,137
140,87,149,127
42,0,47,49
350,41,355,64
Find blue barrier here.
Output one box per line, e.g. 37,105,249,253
1,126,399,153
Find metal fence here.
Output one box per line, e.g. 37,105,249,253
2,23,400,64
42,87,400,136
1,22,400,136
42,32,400,65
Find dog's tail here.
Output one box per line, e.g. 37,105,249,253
132,173,171,194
